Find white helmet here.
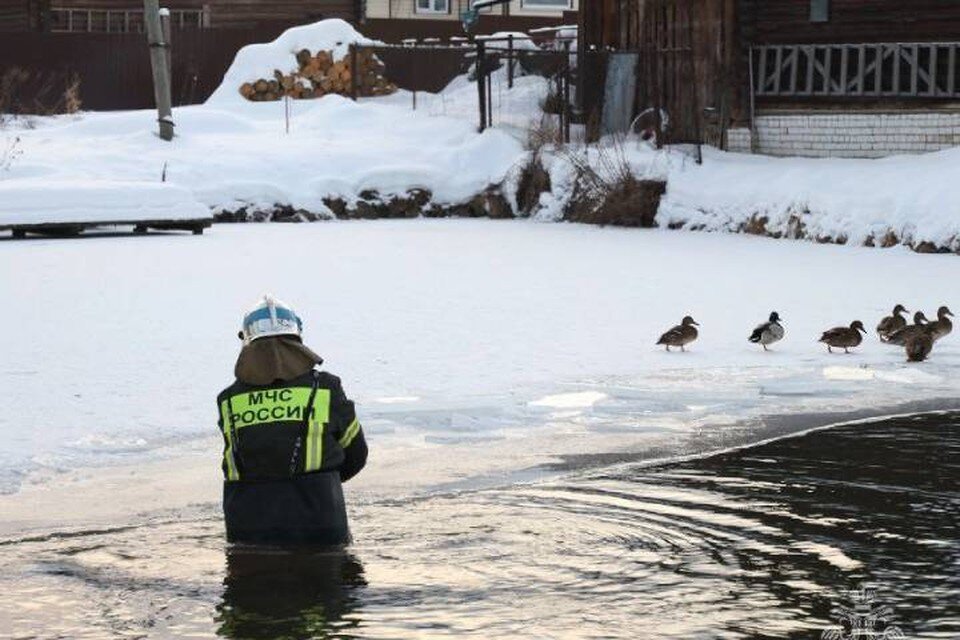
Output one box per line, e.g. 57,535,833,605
240,295,303,345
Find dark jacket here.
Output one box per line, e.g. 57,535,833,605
217,367,368,545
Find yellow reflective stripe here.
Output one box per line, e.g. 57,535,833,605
338,418,361,449
220,388,331,430
219,403,241,481
224,444,240,481
305,420,325,472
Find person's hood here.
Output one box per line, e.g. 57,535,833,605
234,336,323,386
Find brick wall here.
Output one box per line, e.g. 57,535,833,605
727,110,960,158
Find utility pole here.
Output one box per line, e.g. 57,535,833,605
144,0,174,141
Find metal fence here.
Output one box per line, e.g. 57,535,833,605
753,42,960,99
351,36,576,139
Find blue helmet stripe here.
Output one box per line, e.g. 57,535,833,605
243,306,300,327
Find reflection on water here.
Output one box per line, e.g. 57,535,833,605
217,549,366,640
0,412,957,639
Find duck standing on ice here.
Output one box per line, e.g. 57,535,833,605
749,312,784,351
925,305,954,342
905,332,934,363
886,311,930,346
657,316,700,352
819,321,866,353
876,304,909,342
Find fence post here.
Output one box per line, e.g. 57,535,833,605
508,34,514,89
477,40,487,132
144,0,174,141
350,43,359,100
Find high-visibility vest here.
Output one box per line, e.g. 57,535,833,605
216,370,361,482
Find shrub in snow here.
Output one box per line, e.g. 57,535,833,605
0,136,22,175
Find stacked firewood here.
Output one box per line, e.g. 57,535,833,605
239,48,397,102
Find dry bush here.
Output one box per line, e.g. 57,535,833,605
560,135,665,227
0,67,82,118
514,115,558,215
1,136,23,174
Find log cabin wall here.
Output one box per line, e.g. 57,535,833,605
0,0,33,30
3,0,359,30
740,0,960,46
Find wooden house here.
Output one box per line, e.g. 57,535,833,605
0,0,359,32
362,0,578,41
580,0,960,157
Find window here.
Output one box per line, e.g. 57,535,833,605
50,7,206,32
521,0,573,9
809,0,829,23
415,0,450,13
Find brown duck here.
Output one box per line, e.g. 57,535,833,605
819,321,866,353
657,316,700,352
905,332,934,362
924,306,954,342
876,304,909,342
885,311,929,346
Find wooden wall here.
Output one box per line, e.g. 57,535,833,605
0,0,32,30
0,0,359,30
740,0,960,45
579,0,746,135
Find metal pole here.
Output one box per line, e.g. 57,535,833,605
563,40,572,143
350,43,359,100
748,46,757,151
477,40,487,131
144,0,173,140
487,72,493,127
507,34,514,89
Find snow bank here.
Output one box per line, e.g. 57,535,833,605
0,180,208,225
658,146,960,250
206,19,379,106
522,137,960,251
4,96,525,215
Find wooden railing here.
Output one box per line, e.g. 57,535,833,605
752,43,960,98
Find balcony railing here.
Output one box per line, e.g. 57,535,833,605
752,43,960,98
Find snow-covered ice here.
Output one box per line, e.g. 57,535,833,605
1,220,957,501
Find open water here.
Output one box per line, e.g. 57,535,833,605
1,412,957,639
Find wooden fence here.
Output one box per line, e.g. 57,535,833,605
0,25,307,111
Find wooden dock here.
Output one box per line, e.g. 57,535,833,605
1,218,213,239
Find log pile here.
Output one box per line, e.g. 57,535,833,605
239,48,397,102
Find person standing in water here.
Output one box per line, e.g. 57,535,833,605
217,295,367,545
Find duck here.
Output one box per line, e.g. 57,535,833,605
749,312,784,351
885,311,930,346
819,321,867,353
876,304,909,342
657,316,700,352
905,332,934,363
924,306,954,342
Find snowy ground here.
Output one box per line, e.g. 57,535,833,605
1,221,958,534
